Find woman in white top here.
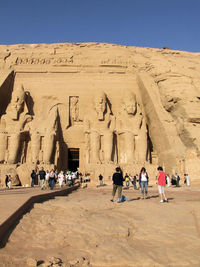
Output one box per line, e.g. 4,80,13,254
166,174,171,187
184,174,190,186
58,171,64,187
139,167,149,199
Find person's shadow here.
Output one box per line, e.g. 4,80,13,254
128,195,174,202
129,197,141,201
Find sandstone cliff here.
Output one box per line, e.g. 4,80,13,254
0,43,200,184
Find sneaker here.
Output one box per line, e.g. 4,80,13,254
164,198,168,202
160,200,164,203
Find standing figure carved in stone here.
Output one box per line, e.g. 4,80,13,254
84,91,115,164
0,85,32,164
69,96,79,125
116,91,147,164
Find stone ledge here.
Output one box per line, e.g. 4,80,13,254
0,184,80,244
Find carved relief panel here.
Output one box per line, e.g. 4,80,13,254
69,96,80,126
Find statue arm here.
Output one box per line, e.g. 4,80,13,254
109,115,116,132
140,115,147,133
0,116,6,131
115,117,124,135
17,114,33,132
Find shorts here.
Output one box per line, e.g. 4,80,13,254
158,185,165,194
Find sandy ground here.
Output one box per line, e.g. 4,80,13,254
0,184,200,267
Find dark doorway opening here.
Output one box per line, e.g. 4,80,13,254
68,148,79,171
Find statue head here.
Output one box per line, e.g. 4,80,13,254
123,91,137,115
94,91,106,120
10,85,25,120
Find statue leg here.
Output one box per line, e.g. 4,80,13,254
85,133,90,164
43,134,55,164
104,131,113,163
8,134,21,164
135,130,147,163
90,131,100,164
118,133,126,164
125,132,135,163
0,133,6,163
31,134,40,164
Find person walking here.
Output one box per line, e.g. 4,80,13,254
7,175,12,189
184,174,190,187
166,174,171,187
157,166,168,203
30,170,37,187
132,175,138,190
49,169,56,190
58,171,64,188
175,173,180,187
99,174,103,186
171,174,176,186
5,175,9,188
38,167,46,190
67,172,73,186
111,167,123,203
45,170,50,189
124,173,130,189
139,167,149,199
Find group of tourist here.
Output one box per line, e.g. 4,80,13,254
111,166,191,203
31,168,79,190
124,173,138,190
4,165,190,203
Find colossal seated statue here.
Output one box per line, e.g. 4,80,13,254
29,106,58,165
0,85,32,164
84,91,115,164
116,91,147,164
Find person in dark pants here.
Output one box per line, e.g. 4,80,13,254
99,174,103,186
176,173,180,187
31,170,37,187
111,167,123,203
133,175,138,190
5,175,9,188
49,169,56,190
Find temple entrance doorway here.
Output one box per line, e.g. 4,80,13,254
68,148,79,171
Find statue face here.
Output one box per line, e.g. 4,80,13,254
124,96,136,115
10,87,25,120
95,93,106,120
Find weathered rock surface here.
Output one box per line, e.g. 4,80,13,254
0,42,200,184
0,187,200,266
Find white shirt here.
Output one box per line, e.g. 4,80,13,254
141,173,147,182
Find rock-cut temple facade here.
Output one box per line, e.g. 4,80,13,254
0,42,200,186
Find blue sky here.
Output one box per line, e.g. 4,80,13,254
0,0,199,52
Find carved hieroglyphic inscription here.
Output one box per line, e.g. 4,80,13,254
15,56,74,65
